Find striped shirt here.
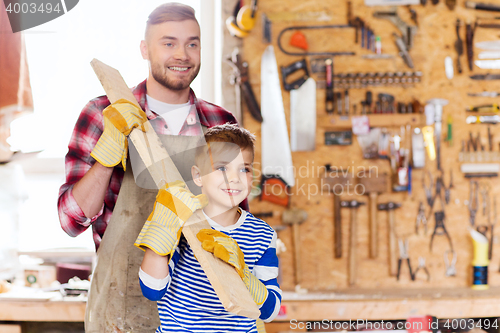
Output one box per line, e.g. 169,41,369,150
139,210,282,332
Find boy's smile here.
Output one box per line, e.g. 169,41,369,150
193,147,253,225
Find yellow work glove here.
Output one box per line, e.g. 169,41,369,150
197,229,268,305
135,181,208,257
91,99,148,170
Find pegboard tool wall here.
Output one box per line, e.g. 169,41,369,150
240,0,500,291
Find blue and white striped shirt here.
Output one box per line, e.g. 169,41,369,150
139,210,282,333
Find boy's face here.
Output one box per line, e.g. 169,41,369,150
192,147,253,213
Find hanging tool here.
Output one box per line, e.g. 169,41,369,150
289,31,308,51
444,250,457,277
422,127,436,161
373,7,417,50
277,25,356,57
226,48,263,123
466,22,476,71
358,171,388,259
446,115,453,147
226,0,258,38
322,166,353,259
393,33,414,68
475,60,500,69
491,197,497,260
341,200,365,285
397,239,414,281
444,169,453,204
413,257,431,281
468,91,500,97
469,180,479,226
423,171,434,207
466,1,500,12
282,208,307,286
412,128,425,168
260,46,295,207
262,13,271,44
378,202,402,276
290,77,316,152
466,115,500,124
430,193,453,251
325,58,334,114
471,228,489,290
281,59,309,91
466,104,499,113
427,99,448,171
470,73,500,80
446,0,456,10
416,202,428,234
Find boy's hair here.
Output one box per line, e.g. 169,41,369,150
195,123,256,171
145,3,198,39
205,123,255,154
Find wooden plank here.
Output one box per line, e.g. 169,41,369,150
90,59,259,319
0,301,85,322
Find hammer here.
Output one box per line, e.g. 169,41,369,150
377,202,402,276
322,165,352,258
282,208,308,285
357,171,388,258
341,200,365,286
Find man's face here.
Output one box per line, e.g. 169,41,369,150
142,20,201,91
194,148,253,213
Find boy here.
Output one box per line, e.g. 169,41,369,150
134,123,281,332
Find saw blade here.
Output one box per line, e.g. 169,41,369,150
261,45,295,187
290,78,316,152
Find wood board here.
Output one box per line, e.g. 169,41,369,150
90,59,259,319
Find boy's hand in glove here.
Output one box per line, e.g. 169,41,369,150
197,229,268,305
135,181,208,258
91,99,148,170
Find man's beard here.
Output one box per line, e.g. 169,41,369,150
151,61,200,91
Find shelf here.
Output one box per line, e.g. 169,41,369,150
320,114,425,130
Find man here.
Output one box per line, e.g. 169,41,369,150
58,3,237,250
57,3,239,331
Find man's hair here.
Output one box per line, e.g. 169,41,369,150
195,123,256,171
145,3,198,39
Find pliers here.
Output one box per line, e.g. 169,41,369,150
397,239,414,281
413,257,430,281
415,202,428,235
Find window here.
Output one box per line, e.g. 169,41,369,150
8,0,220,251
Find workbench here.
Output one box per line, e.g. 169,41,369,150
1,288,499,326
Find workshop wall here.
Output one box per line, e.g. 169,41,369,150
239,0,500,291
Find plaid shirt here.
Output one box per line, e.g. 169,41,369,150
58,79,238,250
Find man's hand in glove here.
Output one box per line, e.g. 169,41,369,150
197,229,268,305
135,181,208,258
91,99,148,170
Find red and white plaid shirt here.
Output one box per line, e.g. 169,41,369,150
58,79,238,249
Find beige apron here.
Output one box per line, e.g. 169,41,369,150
85,124,207,332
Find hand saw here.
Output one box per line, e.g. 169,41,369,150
90,59,259,319
260,45,295,206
